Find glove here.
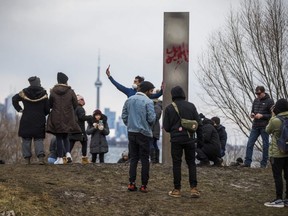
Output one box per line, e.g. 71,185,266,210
98,125,104,131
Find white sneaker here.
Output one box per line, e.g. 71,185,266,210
264,199,284,208
66,152,72,163
54,157,64,165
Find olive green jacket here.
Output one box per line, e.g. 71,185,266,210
265,111,288,158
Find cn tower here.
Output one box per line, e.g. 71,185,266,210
94,54,102,109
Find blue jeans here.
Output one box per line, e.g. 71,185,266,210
244,127,269,167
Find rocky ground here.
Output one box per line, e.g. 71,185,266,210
0,162,287,216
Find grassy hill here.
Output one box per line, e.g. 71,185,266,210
0,163,286,216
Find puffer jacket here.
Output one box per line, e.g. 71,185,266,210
86,114,110,154
12,86,50,138
251,93,274,128
46,84,81,134
265,111,288,158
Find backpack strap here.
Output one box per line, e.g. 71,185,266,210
172,102,191,138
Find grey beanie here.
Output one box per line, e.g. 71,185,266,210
28,76,41,87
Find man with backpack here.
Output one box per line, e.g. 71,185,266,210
265,98,288,208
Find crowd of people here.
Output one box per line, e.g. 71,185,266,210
10,69,288,207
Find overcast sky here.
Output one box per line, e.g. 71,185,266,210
0,0,241,119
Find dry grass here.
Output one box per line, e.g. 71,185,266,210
0,163,286,216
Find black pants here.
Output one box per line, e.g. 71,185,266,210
91,153,104,163
271,157,288,199
70,140,87,156
171,141,197,190
196,146,219,164
128,132,150,186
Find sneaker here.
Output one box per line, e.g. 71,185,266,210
25,157,31,165
168,189,181,198
128,183,137,191
191,187,200,198
38,156,45,165
139,185,148,193
54,157,64,165
264,199,284,208
283,199,288,207
66,152,72,163
81,156,89,164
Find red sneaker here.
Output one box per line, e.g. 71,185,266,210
139,185,148,193
128,183,137,191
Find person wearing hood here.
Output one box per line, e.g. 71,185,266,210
163,86,203,198
196,118,222,166
86,109,110,163
122,81,156,193
211,116,227,158
243,86,274,168
105,65,163,99
12,76,50,165
264,98,288,208
46,72,81,165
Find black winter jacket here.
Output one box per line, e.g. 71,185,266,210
12,86,50,138
251,93,274,128
163,86,203,143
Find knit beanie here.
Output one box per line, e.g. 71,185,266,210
274,98,288,115
171,86,186,101
57,72,68,84
77,94,84,101
139,81,155,93
28,76,41,87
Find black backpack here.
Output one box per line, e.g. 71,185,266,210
276,116,288,153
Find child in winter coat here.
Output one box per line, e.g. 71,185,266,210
86,109,110,163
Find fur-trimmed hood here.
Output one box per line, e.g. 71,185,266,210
20,86,48,102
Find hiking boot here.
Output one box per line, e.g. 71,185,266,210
66,152,72,163
191,187,200,198
63,157,67,164
168,189,181,198
38,156,45,165
54,157,64,165
25,157,31,165
127,182,137,191
264,199,284,208
81,156,89,164
139,185,148,193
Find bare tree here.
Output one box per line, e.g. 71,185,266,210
197,0,288,151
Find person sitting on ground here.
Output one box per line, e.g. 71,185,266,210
196,118,222,166
117,150,129,163
105,65,163,99
47,136,67,164
211,116,227,158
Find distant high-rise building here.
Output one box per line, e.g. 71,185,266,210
115,116,127,140
104,108,116,129
94,53,102,109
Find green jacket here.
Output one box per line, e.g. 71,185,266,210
265,111,288,158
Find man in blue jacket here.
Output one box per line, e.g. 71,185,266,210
122,81,156,193
106,65,162,99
